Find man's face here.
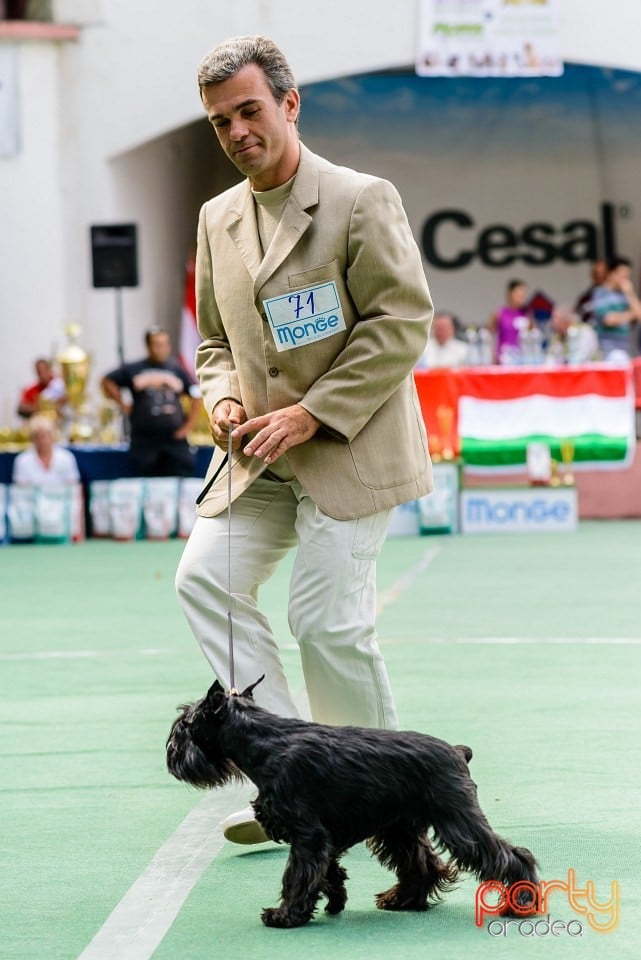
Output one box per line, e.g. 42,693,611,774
201,64,300,191
609,264,631,290
147,333,171,363
35,360,53,385
433,315,454,345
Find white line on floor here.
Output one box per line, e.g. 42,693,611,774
75,782,253,960
425,637,641,645
376,544,443,614
4,637,640,662
0,648,180,661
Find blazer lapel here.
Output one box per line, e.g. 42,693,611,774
225,184,263,283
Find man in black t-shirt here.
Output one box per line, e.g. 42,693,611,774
102,328,200,477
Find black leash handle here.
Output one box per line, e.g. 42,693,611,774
195,451,228,505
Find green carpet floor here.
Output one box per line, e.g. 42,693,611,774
1,522,639,959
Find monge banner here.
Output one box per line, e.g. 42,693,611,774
416,0,563,77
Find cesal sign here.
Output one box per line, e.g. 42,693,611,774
421,203,621,270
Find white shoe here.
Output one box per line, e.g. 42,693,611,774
222,805,269,845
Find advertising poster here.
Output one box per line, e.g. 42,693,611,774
416,0,563,77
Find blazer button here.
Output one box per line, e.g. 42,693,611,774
261,312,268,321
269,367,279,377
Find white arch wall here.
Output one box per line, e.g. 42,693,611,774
2,0,641,422
561,0,641,75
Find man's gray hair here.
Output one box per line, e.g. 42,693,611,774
198,35,296,104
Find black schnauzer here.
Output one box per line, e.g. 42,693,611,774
166,677,538,928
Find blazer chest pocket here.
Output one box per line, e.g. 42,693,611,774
288,259,340,289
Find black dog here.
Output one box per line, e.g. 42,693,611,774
166,677,538,928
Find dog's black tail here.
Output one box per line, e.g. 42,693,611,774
455,744,473,764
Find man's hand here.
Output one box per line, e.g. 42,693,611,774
232,404,320,465
619,277,633,295
620,278,641,321
603,310,634,328
210,399,247,451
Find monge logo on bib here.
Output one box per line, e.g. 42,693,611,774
263,281,347,352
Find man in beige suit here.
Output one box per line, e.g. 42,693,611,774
175,35,434,842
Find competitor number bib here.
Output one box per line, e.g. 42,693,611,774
263,281,347,353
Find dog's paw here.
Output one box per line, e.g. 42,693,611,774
323,861,348,915
375,886,428,912
324,889,347,915
261,906,310,928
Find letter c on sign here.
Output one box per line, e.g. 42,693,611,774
422,209,475,270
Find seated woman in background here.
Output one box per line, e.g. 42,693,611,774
12,415,80,487
488,279,531,364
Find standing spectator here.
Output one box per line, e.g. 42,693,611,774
175,35,433,844
16,358,66,419
12,415,80,486
416,312,468,368
589,257,641,360
488,279,531,364
574,259,607,326
101,327,200,477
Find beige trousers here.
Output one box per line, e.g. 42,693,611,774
175,475,398,729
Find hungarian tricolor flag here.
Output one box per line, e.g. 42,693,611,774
414,365,636,473
458,365,635,472
179,254,201,380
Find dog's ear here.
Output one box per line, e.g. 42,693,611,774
205,680,227,713
166,707,243,789
239,674,265,700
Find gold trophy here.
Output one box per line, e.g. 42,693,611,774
58,324,93,442
559,437,576,486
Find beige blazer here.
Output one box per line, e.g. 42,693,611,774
195,143,434,520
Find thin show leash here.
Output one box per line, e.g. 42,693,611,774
194,431,237,693
195,429,266,698
226,428,237,693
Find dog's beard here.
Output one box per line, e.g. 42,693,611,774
166,709,243,789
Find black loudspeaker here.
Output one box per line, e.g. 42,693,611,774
90,223,139,288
